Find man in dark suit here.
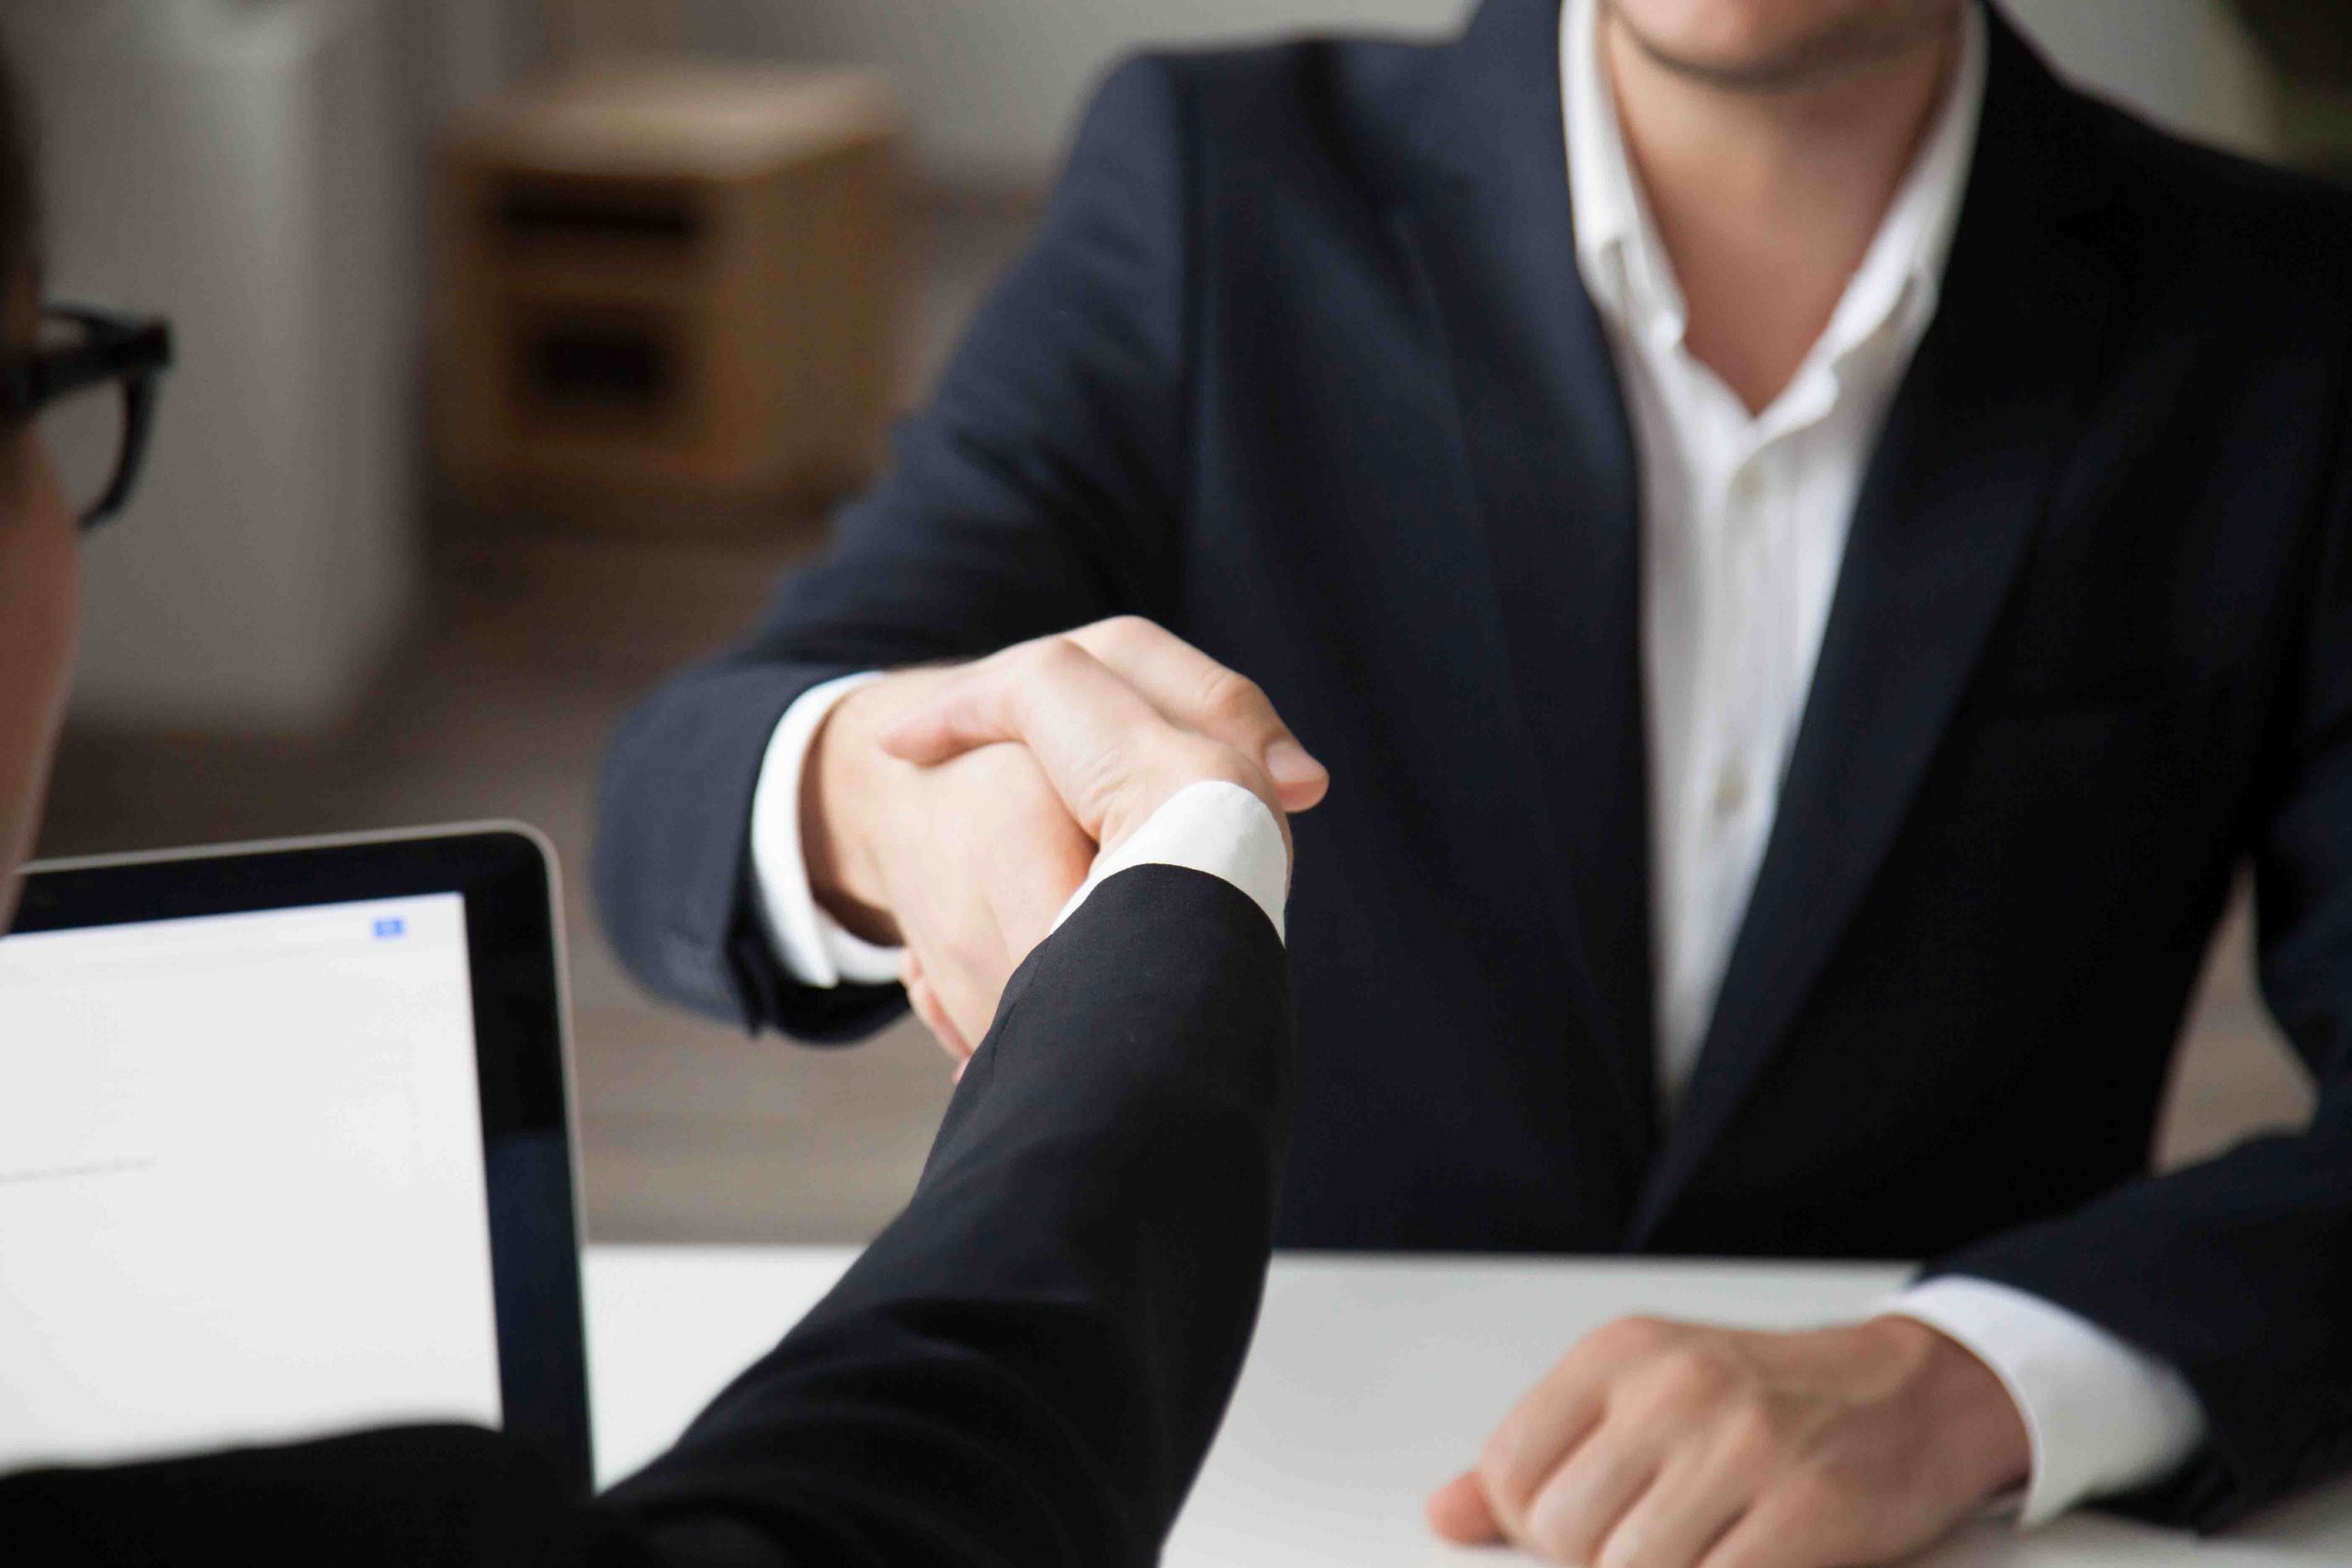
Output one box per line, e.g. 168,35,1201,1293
595,0,2352,1562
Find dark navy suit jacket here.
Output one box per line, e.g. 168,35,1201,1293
594,0,2352,1529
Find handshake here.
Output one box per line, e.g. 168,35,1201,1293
794,616,2035,1568
801,615,1331,1057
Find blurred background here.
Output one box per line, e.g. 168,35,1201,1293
15,0,2344,1244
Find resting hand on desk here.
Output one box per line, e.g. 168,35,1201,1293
1429,1314,2030,1568
804,615,1327,1052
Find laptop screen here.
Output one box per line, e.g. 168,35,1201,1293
0,891,504,1472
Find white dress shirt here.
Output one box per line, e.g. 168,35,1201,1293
745,0,2203,1524
1568,0,1984,1103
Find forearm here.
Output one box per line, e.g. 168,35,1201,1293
605,864,1294,1567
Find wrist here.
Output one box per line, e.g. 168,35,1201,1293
1869,1314,2033,1503
800,680,901,945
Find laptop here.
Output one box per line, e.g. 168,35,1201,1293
0,825,593,1494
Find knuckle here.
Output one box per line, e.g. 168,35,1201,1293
1521,1461,1612,1563
1718,1402,1782,1467
1598,1528,1654,1568
1024,635,1091,681
1778,1464,1846,1522
1092,613,1155,645
1531,1521,1584,1564
1591,1315,1674,1359
1476,1425,1527,1497
1196,665,1269,725
1521,1494,1584,1564
1477,1435,1546,1523
1647,1346,1734,1409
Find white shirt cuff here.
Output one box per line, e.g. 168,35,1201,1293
1051,779,1290,942
748,671,908,988
1882,1276,2206,1527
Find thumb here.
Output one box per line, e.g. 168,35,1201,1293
876,637,1207,852
1425,1470,1505,1545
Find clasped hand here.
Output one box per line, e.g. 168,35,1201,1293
801,615,1329,1055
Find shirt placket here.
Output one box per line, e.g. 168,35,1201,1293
1697,434,1773,956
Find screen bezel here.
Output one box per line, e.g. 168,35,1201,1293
9,824,593,1495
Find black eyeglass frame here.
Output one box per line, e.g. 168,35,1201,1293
0,303,174,529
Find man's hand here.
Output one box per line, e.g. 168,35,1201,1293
801,617,1327,1055
1428,1315,2032,1568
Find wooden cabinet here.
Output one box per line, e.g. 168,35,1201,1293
438,67,899,513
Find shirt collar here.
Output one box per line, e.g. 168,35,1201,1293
1562,0,1988,378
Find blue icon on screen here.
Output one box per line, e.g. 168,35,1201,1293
373,918,406,939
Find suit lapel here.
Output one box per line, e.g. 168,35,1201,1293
1395,0,1660,1162
1633,11,2121,1240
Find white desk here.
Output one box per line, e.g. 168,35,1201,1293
585,1247,2352,1566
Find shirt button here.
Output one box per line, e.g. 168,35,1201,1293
1713,760,1749,818
1731,464,1763,502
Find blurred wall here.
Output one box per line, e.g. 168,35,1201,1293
419,0,532,122
684,0,1468,185
2005,0,2276,155
6,0,420,731
669,0,2279,183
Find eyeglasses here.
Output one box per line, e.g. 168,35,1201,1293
0,303,175,530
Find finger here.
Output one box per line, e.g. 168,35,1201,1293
1477,1359,1611,1528
1696,1481,1850,1568
877,638,1169,803
887,743,1098,1047
1425,1471,1505,1544
878,638,1274,852
1600,1450,1755,1568
1065,616,1329,809
908,974,972,1062
901,955,973,1063
978,759,1100,953
920,957,998,1055
1520,1426,1659,1566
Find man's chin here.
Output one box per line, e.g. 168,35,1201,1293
1603,1,1956,94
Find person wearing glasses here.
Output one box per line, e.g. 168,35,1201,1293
0,212,169,912
2,306,169,525
0,52,1302,1568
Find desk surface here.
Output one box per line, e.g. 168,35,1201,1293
584,1246,2352,1566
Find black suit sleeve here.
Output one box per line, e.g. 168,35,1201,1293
602,864,1294,1565
1922,389,2352,1532
592,55,1193,1042
0,1426,652,1568
2,866,1291,1568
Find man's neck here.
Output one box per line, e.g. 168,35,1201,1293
1602,9,1961,414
